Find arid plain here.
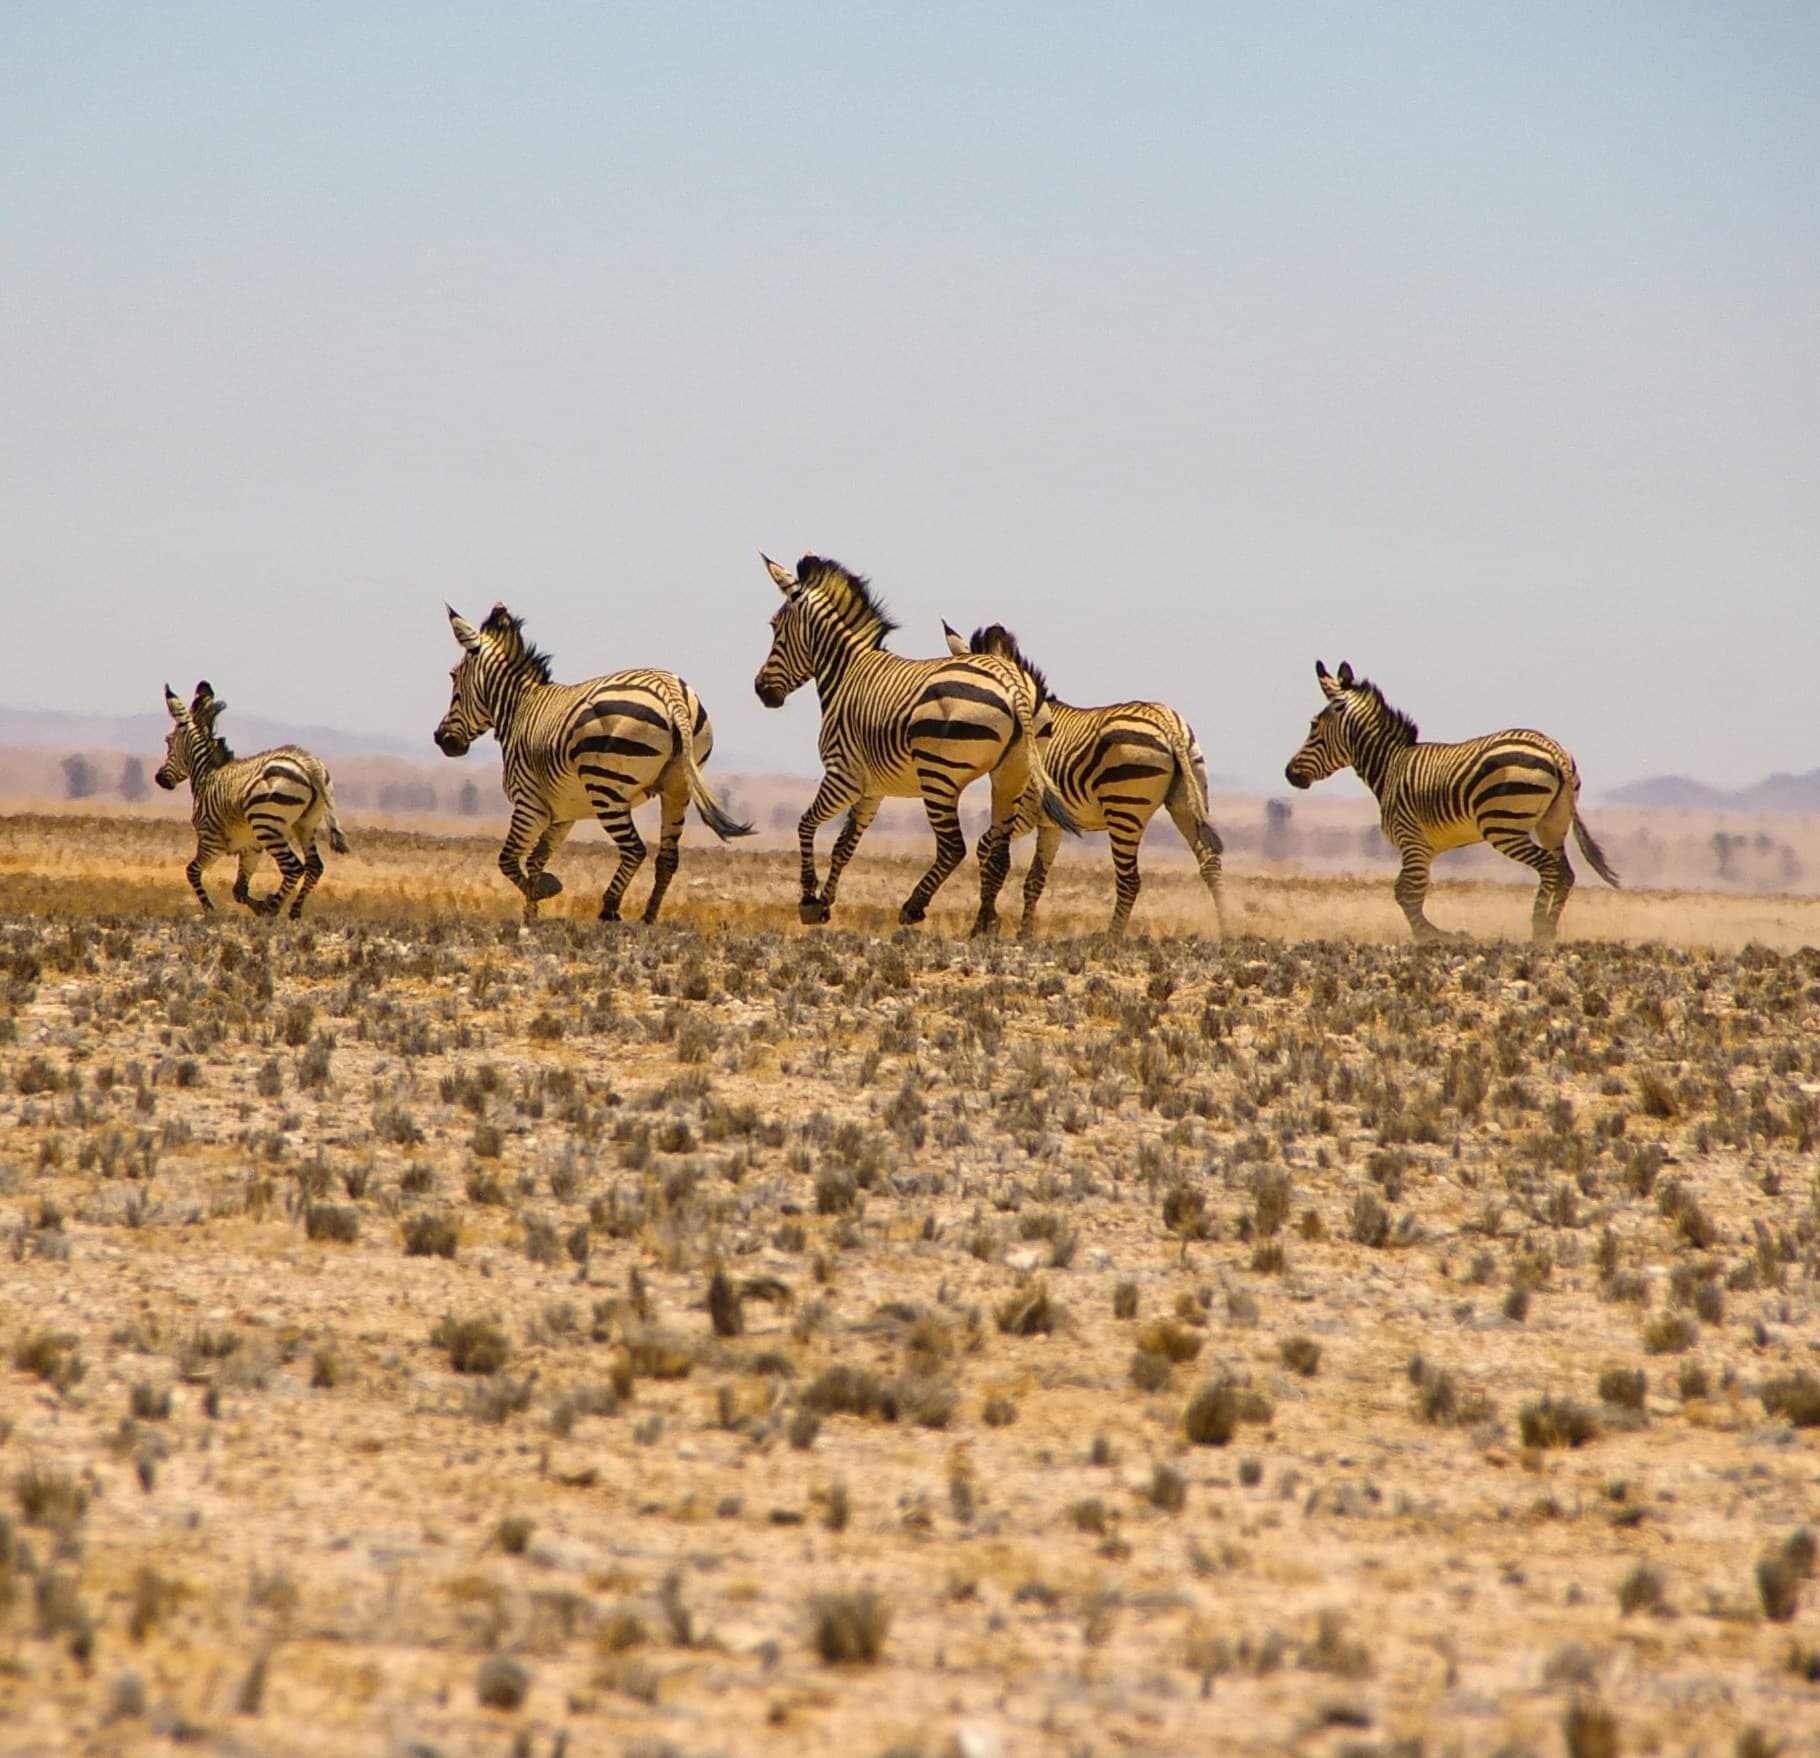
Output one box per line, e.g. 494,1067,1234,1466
3,812,1819,1757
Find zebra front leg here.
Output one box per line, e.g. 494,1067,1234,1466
498,804,555,920
524,821,573,908
642,787,688,924
1019,822,1063,939
595,805,647,922
815,796,881,924
901,784,967,925
184,844,220,913
1392,844,1451,943
1166,798,1229,939
796,776,861,924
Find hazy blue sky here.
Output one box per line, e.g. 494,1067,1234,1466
4,4,1816,791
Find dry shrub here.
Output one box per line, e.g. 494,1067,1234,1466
433,1316,510,1375
995,1277,1056,1337
1762,1372,1820,1428
1519,1395,1599,1450
809,1588,890,1664
1280,1335,1321,1377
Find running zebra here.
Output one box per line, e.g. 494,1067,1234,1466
1284,660,1619,943
753,554,1078,934
434,603,751,923
943,623,1228,938
155,681,350,917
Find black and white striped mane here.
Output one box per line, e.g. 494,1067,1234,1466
1347,676,1419,747
795,556,898,648
967,623,1051,708
481,604,555,683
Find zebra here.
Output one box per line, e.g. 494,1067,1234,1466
155,681,350,917
434,602,751,923
1283,660,1619,944
942,622,1229,938
753,554,1078,934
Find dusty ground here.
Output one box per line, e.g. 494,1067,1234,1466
2,813,1818,1757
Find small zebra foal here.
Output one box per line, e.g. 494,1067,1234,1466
155,682,350,917
943,623,1228,938
1284,660,1618,944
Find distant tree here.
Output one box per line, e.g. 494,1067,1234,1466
1263,797,1294,863
61,754,97,800
118,757,149,803
457,780,481,816
1710,831,1742,880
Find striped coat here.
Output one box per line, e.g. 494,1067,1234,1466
1284,660,1618,943
435,603,750,922
754,554,1076,933
945,624,1227,937
155,682,349,917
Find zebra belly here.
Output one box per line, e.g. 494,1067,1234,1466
1424,816,1483,853
550,769,655,818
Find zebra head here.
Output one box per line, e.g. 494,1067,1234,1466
437,603,556,756
754,554,813,707
156,683,229,789
435,607,489,754
1284,660,1359,788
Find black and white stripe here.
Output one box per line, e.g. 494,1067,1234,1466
155,682,349,917
1284,660,1619,943
754,555,1077,933
434,603,750,922
945,624,1227,937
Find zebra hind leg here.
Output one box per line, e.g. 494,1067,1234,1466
901,786,967,925
971,824,1011,937
288,843,326,918
1165,798,1228,939
1019,822,1063,939
596,806,647,922
256,833,308,917
231,851,260,910
642,787,688,924
1105,813,1145,936
1481,828,1567,944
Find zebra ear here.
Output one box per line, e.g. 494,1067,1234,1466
761,552,799,596
447,605,482,652
941,620,968,657
164,685,186,720
1336,661,1356,689
1316,661,1341,700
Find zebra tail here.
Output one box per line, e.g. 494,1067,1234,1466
1572,813,1619,888
1022,713,1082,836
676,717,753,841
320,773,350,856
1164,722,1222,853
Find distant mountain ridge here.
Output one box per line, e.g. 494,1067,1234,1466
1604,770,1820,814
0,704,428,762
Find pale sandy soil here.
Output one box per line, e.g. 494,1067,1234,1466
1,813,1817,1758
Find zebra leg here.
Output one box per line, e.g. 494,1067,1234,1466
524,821,573,907
231,851,260,910
1484,828,1570,944
642,785,689,924
972,747,1035,936
499,804,555,920
797,775,861,924
254,830,308,916
901,784,967,925
185,843,220,913
1019,822,1063,939
1165,797,1229,939
971,823,1012,937
595,804,647,922
1392,845,1450,943
1105,811,1146,935
817,796,881,922
288,842,326,918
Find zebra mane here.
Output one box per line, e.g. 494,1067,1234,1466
1350,676,1419,746
795,556,898,647
481,604,555,684
967,623,1051,708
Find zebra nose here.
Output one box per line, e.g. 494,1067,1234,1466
1285,764,1310,789
755,679,784,709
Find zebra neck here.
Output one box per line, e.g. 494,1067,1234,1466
1349,734,1405,798
482,662,541,738
808,625,864,712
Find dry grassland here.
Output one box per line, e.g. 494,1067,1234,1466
2,811,1819,1757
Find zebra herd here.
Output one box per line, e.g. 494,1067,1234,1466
153,552,1619,942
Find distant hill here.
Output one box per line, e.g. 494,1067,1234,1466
0,704,427,762
1606,769,1820,814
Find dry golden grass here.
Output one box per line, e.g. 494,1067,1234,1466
1,808,1818,1754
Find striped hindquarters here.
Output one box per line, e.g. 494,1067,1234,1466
197,747,330,848
1027,700,1198,836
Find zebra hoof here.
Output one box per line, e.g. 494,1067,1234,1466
968,914,999,939
598,905,621,924
897,903,925,926
799,899,831,925
534,873,563,900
